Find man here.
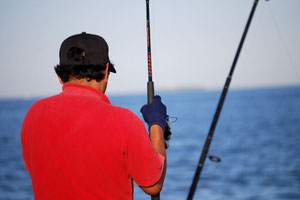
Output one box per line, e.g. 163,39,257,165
21,32,167,200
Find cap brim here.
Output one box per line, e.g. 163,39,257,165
109,63,116,73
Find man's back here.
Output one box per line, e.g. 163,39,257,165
21,83,164,200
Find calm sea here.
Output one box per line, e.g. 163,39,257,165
0,86,299,200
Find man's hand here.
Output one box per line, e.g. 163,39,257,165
140,95,167,131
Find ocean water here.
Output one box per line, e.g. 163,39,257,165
0,86,299,200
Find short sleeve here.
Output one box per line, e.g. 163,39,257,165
125,114,165,187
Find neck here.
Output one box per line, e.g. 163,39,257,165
67,78,107,93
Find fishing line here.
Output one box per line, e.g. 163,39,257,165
266,3,300,83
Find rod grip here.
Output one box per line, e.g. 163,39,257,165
147,81,155,105
151,194,160,200
148,81,159,200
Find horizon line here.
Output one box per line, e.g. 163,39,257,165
0,83,299,100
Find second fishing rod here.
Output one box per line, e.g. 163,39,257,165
187,0,260,199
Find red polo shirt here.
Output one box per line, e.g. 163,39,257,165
21,83,164,200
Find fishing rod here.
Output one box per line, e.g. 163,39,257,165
145,0,172,199
187,0,260,199
146,0,154,105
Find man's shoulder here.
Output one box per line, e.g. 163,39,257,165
110,105,140,120
28,94,60,109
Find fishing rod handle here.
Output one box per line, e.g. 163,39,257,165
147,81,155,105
147,80,159,200
152,194,160,200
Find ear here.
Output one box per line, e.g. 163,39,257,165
104,62,110,81
58,76,64,85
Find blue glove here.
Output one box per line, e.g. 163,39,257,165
140,95,167,131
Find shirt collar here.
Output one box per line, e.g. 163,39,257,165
62,83,111,104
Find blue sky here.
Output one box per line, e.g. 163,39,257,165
0,0,299,98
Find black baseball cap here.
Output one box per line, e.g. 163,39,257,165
59,32,116,73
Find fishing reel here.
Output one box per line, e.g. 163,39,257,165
164,115,176,149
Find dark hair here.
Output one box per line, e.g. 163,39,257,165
54,63,114,83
